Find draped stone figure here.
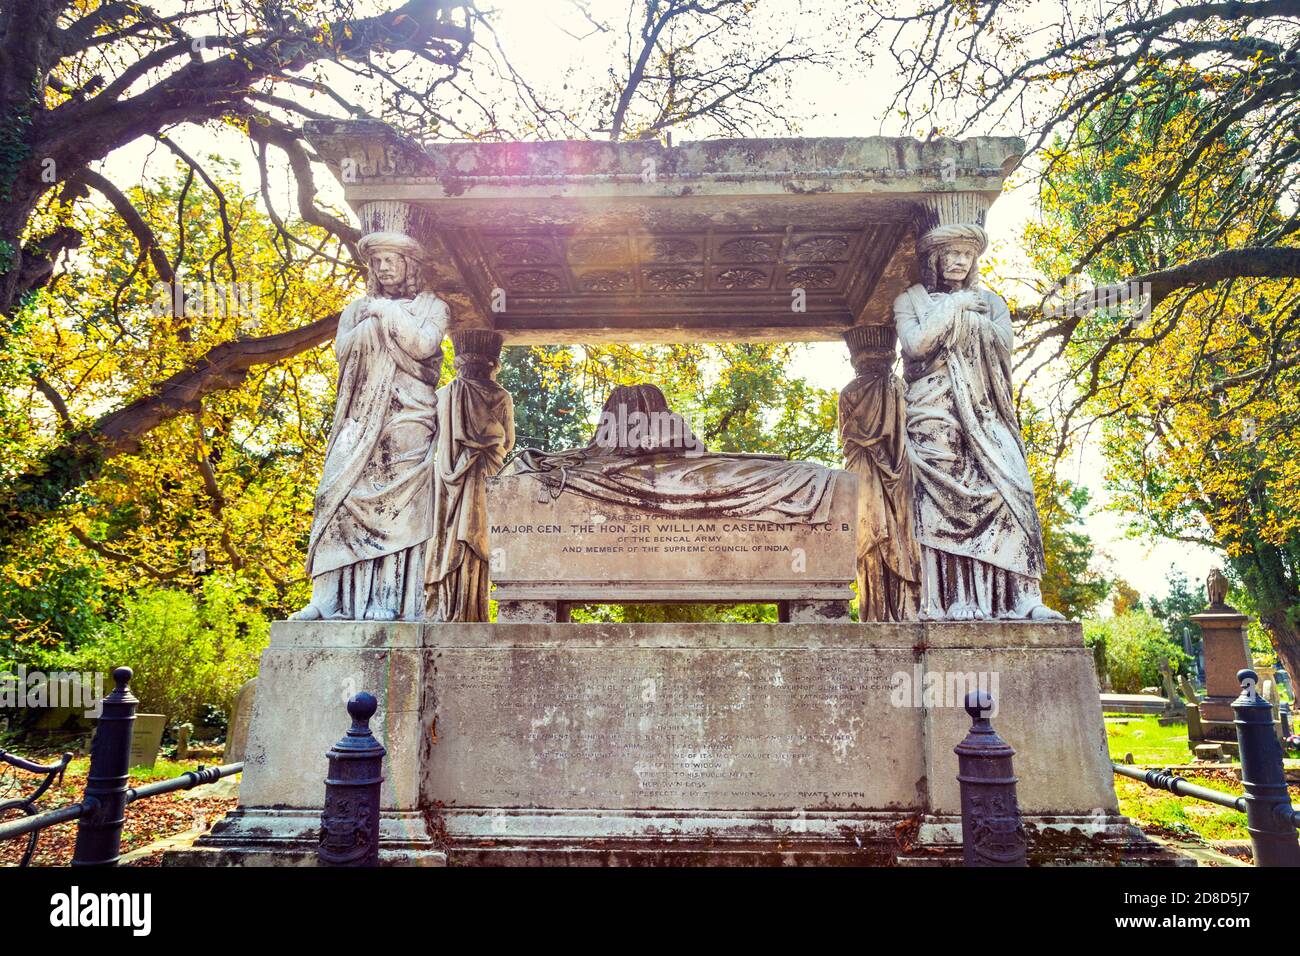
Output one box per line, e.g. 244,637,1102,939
838,325,922,621
510,384,838,523
293,230,449,622
425,330,515,622
894,223,1063,621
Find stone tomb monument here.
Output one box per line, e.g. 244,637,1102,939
490,384,857,623
1192,572,1263,751
174,127,1170,866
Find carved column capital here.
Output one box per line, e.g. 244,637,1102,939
450,329,504,379
358,200,435,250
910,195,991,294
356,200,443,299
358,202,489,331
842,324,897,372
913,192,992,236
450,328,503,358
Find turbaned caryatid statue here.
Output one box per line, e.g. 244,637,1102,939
838,325,922,622
894,223,1063,621
425,330,515,623
294,218,449,622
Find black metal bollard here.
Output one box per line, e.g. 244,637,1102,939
1232,669,1300,866
954,690,1027,867
72,666,138,866
318,692,386,866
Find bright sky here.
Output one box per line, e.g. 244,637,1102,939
95,0,1218,601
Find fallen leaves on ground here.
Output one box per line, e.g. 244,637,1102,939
0,756,236,867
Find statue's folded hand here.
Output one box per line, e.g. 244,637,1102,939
385,305,447,361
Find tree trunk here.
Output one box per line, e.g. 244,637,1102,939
1258,607,1300,694
1230,544,1300,693
0,312,339,552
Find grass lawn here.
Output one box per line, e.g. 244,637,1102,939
1105,714,1300,847
1113,773,1253,842
1105,715,1193,764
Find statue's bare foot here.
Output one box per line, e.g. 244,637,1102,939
364,607,399,622
949,602,981,621
1028,604,1066,621
291,603,324,621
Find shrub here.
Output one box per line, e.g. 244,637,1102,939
0,530,108,670
75,577,267,724
1083,610,1189,694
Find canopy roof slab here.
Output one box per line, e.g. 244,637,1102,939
305,120,1024,344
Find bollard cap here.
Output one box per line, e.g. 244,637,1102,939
348,691,378,723
955,690,1016,759
103,666,138,705
1233,668,1271,709
326,692,388,759
965,690,995,722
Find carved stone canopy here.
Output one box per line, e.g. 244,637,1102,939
305,120,1023,345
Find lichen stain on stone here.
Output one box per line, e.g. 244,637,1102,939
438,177,470,198
784,180,832,195
913,774,929,806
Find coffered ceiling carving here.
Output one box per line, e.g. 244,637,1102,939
303,123,1023,342
427,221,906,342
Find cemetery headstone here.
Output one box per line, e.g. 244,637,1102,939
1179,675,1205,750
1158,656,1184,718
129,714,166,768
222,678,257,765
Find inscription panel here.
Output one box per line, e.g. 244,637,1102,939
487,471,856,598
424,644,922,811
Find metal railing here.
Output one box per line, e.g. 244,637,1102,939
1113,668,1300,867
0,667,242,866
0,749,72,866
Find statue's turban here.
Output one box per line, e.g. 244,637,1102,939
916,223,988,257
357,231,428,263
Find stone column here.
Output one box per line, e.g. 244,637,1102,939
838,324,921,621
426,329,515,623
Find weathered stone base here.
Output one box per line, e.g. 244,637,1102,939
436,808,895,865
163,620,442,867
423,809,1190,866
172,618,1185,866
164,808,446,867
904,814,1194,867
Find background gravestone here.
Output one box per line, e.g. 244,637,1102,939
129,713,166,768
222,677,257,764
